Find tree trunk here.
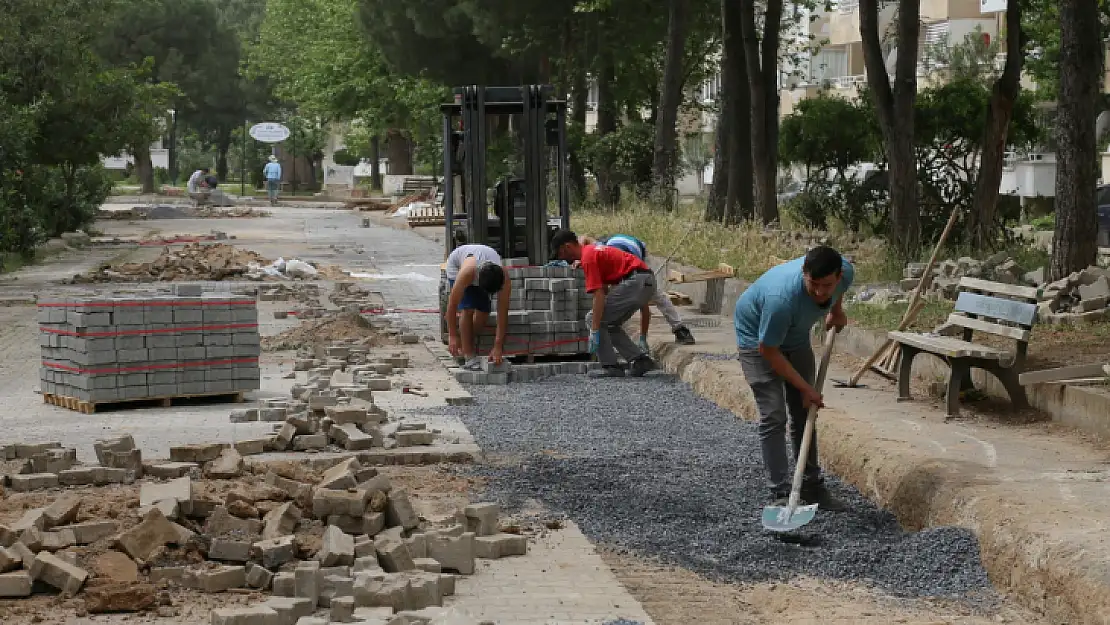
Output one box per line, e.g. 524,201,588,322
1052,0,1102,280
969,1,1024,249
570,69,589,203
706,109,730,222
216,130,231,182
651,0,690,208
860,0,921,260
595,44,621,207
724,0,753,225
740,0,783,225
385,128,413,175
168,112,178,185
370,135,382,190
133,142,155,194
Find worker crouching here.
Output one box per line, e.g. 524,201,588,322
551,230,657,378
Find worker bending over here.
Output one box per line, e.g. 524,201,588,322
596,234,696,347
445,244,510,370
551,230,657,378
734,245,853,510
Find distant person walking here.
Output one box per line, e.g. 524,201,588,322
263,155,282,206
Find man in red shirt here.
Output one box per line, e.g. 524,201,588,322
551,230,657,378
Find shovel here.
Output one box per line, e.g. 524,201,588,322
761,328,839,533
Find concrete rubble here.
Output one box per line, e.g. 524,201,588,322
226,344,449,453
1035,266,1110,325
0,426,525,622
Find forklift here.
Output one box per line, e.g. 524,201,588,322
440,84,570,261
437,85,572,340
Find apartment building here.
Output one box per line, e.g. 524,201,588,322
780,0,1003,116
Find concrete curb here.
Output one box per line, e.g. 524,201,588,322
649,338,1110,625
834,324,1110,442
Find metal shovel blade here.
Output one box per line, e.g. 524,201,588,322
761,503,819,532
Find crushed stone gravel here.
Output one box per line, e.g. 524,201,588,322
425,373,998,603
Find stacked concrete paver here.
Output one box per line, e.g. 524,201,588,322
38,285,260,405
439,258,590,357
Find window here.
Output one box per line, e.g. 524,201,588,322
701,72,722,103
810,49,848,83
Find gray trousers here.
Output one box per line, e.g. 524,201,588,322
650,288,683,331
587,272,656,366
738,345,820,494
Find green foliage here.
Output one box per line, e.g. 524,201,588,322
332,149,362,167
1023,0,1110,100
582,121,657,198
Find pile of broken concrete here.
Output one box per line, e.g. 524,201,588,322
232,346,444,453
0,433,523,624
901,253,1038,299
1037,266,1110,325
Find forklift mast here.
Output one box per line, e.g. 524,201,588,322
440,85,570,265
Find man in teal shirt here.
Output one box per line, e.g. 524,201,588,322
734,246,853,509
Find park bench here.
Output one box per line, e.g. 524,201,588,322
888,277,1040,418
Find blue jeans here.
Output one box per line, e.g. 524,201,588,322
266,180,280,200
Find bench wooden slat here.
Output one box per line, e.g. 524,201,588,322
954,291,1037,326
668,263,735,284
957,277,1040,302
888,331,1007,360
945,313,1031,342
1019,363,1110,385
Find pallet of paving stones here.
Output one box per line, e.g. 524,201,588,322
42,390,245,415
37,283,261,412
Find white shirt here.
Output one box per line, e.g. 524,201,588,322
445,244,502,281
187,170,204,193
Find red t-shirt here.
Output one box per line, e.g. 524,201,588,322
580,244,650,293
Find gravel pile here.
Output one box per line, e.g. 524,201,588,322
425,374,996,601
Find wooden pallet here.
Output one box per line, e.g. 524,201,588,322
408,206,446,227
43,391,244,414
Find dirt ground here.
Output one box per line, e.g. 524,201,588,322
602,551,1044,625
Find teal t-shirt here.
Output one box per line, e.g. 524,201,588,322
734,256,854,350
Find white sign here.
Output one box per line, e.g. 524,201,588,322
249,122,290,143
980,0,1007,13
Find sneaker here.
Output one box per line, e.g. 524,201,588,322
461,357,483,372
768,488,791,507
588,366,626,379
801,482,846,512
673,325,696,345
627,355,657,377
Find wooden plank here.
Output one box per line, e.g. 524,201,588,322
945,313,1031,342
954,291,1037,326
958,277,1040,301
669,269,731,284
1019,363,1110,386
888,331,1006,360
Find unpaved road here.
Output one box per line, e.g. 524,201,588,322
0,204,1048,624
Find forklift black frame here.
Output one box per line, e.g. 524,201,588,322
440,85,570,265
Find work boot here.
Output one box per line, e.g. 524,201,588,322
588,365,626,379
801,480,846,512
627,355,657,377
673,325,696,345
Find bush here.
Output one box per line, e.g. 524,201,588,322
22,163,110,237
154,167,170,186
332,149,361,166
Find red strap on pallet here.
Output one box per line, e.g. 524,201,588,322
40,323,259,338
42,357,259,375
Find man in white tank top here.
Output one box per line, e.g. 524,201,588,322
445,244,510,369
